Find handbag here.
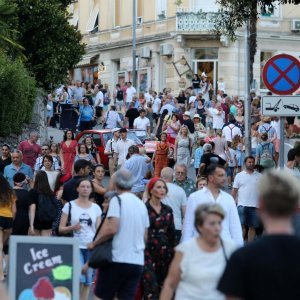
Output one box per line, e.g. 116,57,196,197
58,202,73,237
88,195,121,269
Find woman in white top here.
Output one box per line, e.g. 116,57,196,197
160,203,237,300
42,155,59,192
59,178,101,300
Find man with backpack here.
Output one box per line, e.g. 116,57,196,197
222,114,242,142
114,84,124,112
255,133,275,170
258,116,277,142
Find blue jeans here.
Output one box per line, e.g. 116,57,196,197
80,248,93,286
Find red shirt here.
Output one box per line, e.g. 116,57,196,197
18,140,41,169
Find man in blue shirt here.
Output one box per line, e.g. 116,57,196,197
4,150,33,188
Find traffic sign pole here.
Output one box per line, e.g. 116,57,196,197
262,54,300,169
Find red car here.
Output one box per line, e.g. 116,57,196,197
76,129,174,170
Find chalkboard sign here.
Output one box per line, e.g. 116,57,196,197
9,236,80,300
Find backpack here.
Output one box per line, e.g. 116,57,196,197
259,143,275,168
116,90,124,101
37,194,57,222
103,93,111,105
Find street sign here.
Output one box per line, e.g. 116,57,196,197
262,54,300,95
262,96,300,116
9,236,80,300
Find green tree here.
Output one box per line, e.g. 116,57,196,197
215,0,300,86
0,53,36,136
13,0,85,90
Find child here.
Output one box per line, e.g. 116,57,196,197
196,176,207,190
194,139,205,176
226,141,237,189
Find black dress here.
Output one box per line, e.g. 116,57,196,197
12,189,30,235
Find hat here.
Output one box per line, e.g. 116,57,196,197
112,128,120,133
193,114,201,119
201,72,207,78
188,96,196,103
184,111,190,117
147,177,161,192
119,128,127,133
203,143,212,152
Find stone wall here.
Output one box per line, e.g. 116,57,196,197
0,93,48,148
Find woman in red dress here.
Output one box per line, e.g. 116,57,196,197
152,132,169,177
60,130,78,176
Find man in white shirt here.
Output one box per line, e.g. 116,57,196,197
113,128,136,168
182,164,243,246
159,98,175,115
232,156,262,242
133,109,151,137
161,167,187,245
94,85,104,123
90,169,149,300
145,90,153,104
125,82,136,109
152,91,161,122
104,128,120,176
104,105,122,129
72,81,85,103
208,102,224,130
222,115,242,142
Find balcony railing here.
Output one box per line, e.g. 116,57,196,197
176,11,219,32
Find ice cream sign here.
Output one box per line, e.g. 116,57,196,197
9,236,80,300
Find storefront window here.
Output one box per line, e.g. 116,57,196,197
194,48,218,60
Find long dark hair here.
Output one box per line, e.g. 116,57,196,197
63,130,75,141
33,171,53,197
0,175,14,206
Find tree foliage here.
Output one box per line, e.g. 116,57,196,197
0,53,36,137
13,0,85,90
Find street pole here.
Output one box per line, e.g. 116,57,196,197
244,19,251,157
279,117,285,169
132,0,137,88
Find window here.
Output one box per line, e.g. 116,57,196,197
156,0,167,19
86,5,99,32
260,1,281,18
194,48,218,60
260,51,274,89
114,0,120,27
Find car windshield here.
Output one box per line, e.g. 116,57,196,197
103,132,143,145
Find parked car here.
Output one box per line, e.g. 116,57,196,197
76,129,174,170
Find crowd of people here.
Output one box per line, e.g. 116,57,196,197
1,76,300,299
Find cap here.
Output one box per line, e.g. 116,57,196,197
112,128,120,133
119,128,127,133
193,114,201,119
184,111,191,117
201,72,207,78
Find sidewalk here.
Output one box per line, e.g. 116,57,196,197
47,126,64,143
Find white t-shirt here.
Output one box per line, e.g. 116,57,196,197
62,201,102,249
233,170,262,207
162,183,187,230
95,90,104,107
133,116,150,132
114,138,136,166
271,120,280,139
126,86,136,103
175,238,237,300
45,170,59,192
210,109,224,129
222,124,242,142
107,192,149,265
153,97,161,114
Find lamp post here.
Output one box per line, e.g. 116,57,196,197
132,0,137,88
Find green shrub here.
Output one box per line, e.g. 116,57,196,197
0,52,36,136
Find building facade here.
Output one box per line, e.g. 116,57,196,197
69,0,300,97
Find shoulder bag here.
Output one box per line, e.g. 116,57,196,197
88,194,121,269
58,202,73,237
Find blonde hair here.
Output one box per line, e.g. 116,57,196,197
194,203,225,233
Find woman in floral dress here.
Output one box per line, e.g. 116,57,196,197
152,132,169,177
60,130,78,176
143,178,175,299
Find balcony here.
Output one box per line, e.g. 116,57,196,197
176,10,219,32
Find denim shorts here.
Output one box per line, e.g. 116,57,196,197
226,167,235,177
238,206,260,228
80,248,93,286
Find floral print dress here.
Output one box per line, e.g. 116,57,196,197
143,202,176,299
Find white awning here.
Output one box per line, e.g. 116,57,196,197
69,7,78,27
86,5,99,32
75,54,99,67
